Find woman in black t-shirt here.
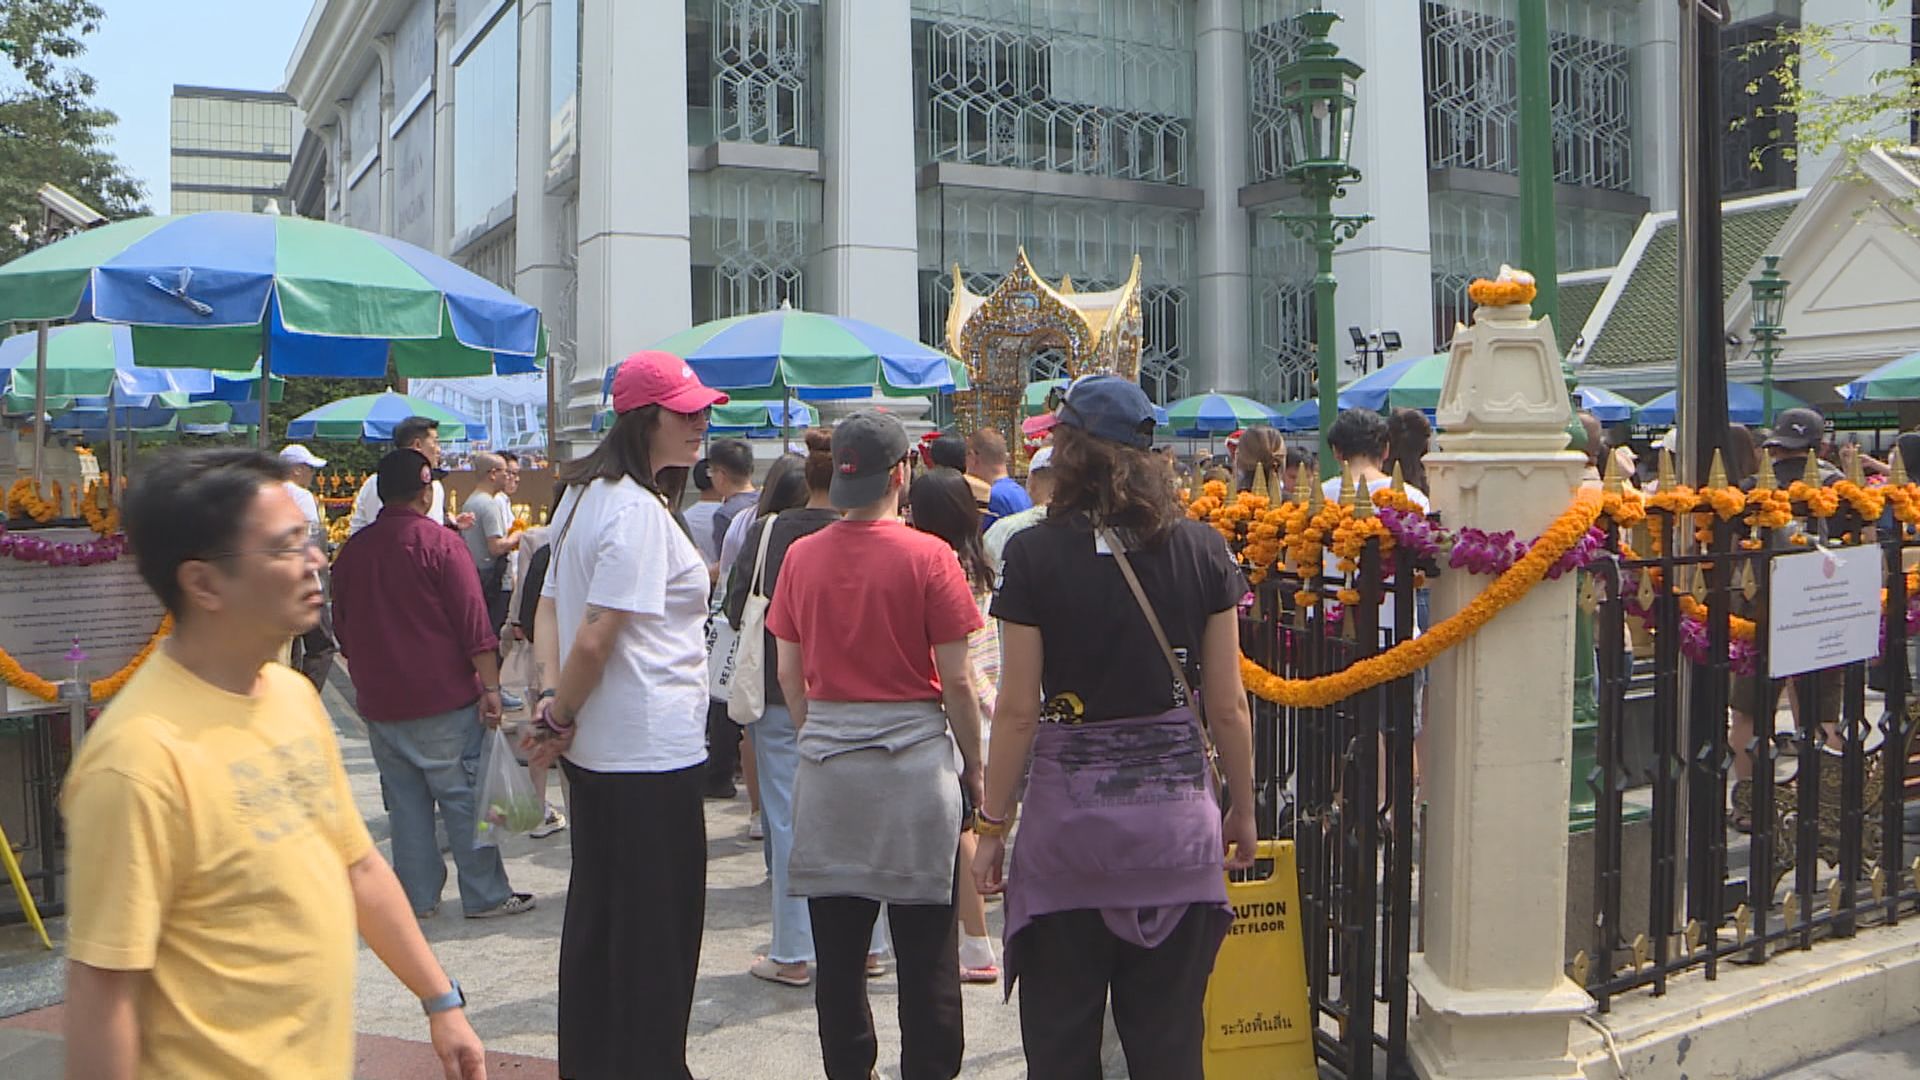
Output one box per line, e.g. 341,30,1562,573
974,375,1257,1079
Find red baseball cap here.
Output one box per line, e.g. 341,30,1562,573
610,351,729,415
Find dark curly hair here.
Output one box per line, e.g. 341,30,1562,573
1045,423,1182,544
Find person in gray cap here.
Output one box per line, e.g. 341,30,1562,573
974,373,1257,1078
1755,406,1842,490
766,408,985,1080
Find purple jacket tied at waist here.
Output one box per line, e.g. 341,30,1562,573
1002,708,1231,996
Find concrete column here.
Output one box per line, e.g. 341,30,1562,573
1411,301,1591,1079
811,0,920,339
432,0,457,254
1329,0,1436,363
516,0,571,453
373,35,397,236
1192,0,1252,395
1798,0,1912,184
574,0,691,391
1633,0,1681,213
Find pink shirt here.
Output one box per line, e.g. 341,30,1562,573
767,519,983,702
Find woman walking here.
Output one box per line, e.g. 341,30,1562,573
767,410,986,1080
907,468,1005,984
974,375,1257,1078
526,351,726,1079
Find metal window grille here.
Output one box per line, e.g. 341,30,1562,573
1244,0,1313,184
711,0,813,147
914,0,1194,184
1427,189,1637,348
1422,0,1634,193
1250,212,1317,404
692,172,816,323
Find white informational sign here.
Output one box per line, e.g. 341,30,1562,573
1767,547,1883,679
0,528,166,714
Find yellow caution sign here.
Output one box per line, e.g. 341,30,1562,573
1203,839,1316,1080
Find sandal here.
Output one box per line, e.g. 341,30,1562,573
749,955,811,987
960,962,1000,984
865,953,890,978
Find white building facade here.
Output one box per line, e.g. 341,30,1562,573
284,0,1900,449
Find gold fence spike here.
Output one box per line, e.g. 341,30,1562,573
1894,445,1912,486
1708,449,1728,490
1684,919,1703,954
1391,461,1406,493
1293,463,1313,505
1580,579,1600,614
1691,567,1709,602
1872,868,1888,904
1827,880,1844,914
1847,449,1867,486
1784,892,1801,927
1733,904,1752,945
1603,448,1625,493
1740,561,1759,602
1637,571,1656,608
1570,951,1591,987
1658,448,1677,490
1755,457,1778,490
1307,472,1325,511
1631,934,1650,971
1269,466,1284,505
1912,857,1920,895
1252,462,1270,501
1802,452,1822,489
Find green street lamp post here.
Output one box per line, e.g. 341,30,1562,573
1272,6,1370,480
1750,254,1788,426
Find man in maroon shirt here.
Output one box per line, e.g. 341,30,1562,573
333,448,535,920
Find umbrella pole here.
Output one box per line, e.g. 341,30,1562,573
782,389,793,455
256,326,272,450
30,322,49,485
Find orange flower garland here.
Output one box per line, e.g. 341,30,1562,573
1833,480,1884,523
1240,488,1606,709
1787,480,1840,519
80,482,120,537
6,478,59,524
0,615,172,703
1330,514,1392,573
1745,489,1793,532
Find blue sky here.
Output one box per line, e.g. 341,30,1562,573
83,1,311,210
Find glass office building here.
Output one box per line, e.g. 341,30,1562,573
169,85,296,214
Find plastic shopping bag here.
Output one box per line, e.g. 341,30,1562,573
474,727,543,848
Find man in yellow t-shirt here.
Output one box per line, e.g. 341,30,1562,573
61,449,488,1080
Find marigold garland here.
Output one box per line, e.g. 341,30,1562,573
1239,488,1606,709
80,482,120,537
6,478,60,524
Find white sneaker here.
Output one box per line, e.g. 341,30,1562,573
748,811,765,841
529,803,567,839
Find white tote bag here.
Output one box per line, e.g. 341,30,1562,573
705,611,738,702
727,517,778,723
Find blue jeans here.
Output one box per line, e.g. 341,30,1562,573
366,704,513,915
754,704,885,963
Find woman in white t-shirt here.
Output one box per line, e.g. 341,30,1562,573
525,351,726,1079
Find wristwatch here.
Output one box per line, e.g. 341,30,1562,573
421,979,465,1016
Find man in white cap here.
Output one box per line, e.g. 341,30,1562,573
278,444,327,532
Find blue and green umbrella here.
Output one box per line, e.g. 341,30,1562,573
1166,392,1279,436
1634,383,1808,427
649,306,960,399
1271,399,1323,433
1841,351,1920,403
1337,353,1450,412
285,390,488,444
1574,386,1637,425
0,323,214,398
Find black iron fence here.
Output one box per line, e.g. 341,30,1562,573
1582,481,1920,1011
1243,536,1420,1080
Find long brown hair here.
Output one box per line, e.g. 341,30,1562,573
908,469,994,591
556,405,690,527
1045,424,1182,544
1385,408,1432,491
1233,426,1285,492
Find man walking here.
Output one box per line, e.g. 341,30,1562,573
279,443,337,690
966,429,1031,529
708,437,758,558
461,452,524,649
349,416,474,535
332,448,535,921
63,448,488,1079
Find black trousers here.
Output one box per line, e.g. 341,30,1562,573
478,566,511,653
1013,906,1221,1080
809,890,963,1080
705,698,742,793
557,761,707,1080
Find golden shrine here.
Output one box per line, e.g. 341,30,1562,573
944,248,1145,453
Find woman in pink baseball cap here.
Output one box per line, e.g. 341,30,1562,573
523,350,727,1078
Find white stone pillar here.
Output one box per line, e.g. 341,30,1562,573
1797,0,1912,184
1633,0,1681,214
1410,299,1592,1079
811,0,921,339
373,35,397,236
1329,0,1436,362
1192,0,1252,396
432,0,457,255
516,0,571,453
574,0,692,390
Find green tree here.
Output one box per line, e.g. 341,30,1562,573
0,0,146,262
1742,2,1917,179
